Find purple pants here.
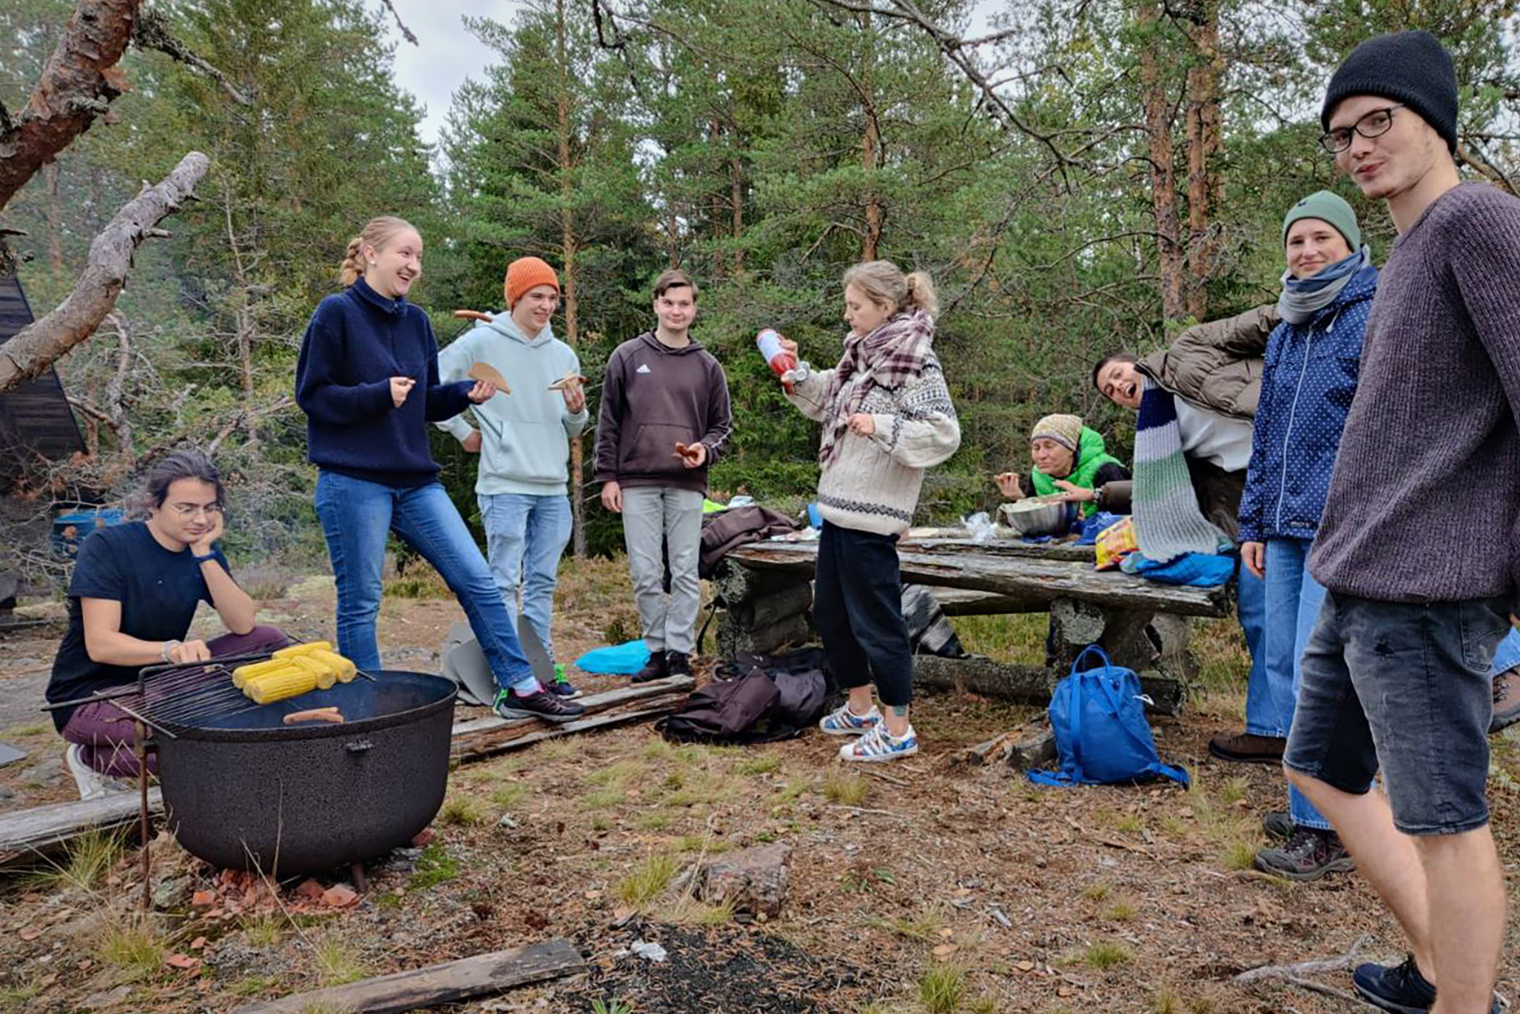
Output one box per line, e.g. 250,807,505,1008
60,625,289,777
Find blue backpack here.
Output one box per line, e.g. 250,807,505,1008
1028,645,1189,788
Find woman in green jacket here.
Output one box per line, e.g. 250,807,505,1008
995,413,1129,517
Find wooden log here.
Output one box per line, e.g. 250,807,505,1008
449,675,694,738
451,693,690,764
713,557,809,607
726,543,1229,617
716,612,812,659
901,538,1097,563
0,789,162,868
911,654,1185,716
929,588,1045,616
731,582,812,629
227,939,585,1014
1006,728,1057,772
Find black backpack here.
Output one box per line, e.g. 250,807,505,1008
654,666,828,744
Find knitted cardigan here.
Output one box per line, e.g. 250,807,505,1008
786,353,961,536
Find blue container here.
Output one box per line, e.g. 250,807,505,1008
52,508,126,559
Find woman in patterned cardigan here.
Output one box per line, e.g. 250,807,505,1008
777,261,960,762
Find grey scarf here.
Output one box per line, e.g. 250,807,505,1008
1277,246,1370,324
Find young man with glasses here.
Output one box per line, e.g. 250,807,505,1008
1286,30,1520,1014
45,450,289,798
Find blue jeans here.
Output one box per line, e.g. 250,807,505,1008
1236,554,1271,736
478,492,573,661
314,471,535,693
1263,539,1332,831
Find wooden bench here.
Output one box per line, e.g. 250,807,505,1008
717,537,1233,714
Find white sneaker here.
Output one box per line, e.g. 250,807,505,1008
839,723,919,762
818,702,881,736
65,744,132,801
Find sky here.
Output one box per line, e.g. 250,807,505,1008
383,0,1002,148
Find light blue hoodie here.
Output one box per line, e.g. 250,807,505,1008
435,313,589,496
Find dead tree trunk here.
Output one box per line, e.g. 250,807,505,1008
103,312,133,455
0,151,210,395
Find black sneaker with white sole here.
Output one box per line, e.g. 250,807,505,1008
494,686,586,723
1352,955,1501,1014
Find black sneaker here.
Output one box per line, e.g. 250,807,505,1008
1254,826,1355,881
546,664,582,699
1353,957,1503,1014
631,649,668,684
1262,811,1294,840
493,686,586,723
666,651,692,677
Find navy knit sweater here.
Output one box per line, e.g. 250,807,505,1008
296,277,473,487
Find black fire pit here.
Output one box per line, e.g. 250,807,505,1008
154,670,456,874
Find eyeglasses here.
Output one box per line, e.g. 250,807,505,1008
169,503,224,518
1320,104,1405,154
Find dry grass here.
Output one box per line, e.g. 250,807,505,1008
919,965,967,1014
32,828,126,893
310,933,370,985
438,793,489,827
824,770,869,806
617,853,680,908
100,919,166,984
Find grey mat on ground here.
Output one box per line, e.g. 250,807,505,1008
516,616,556,685
440,622,497,708
0,743,26,767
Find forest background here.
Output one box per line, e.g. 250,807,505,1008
2,0,1517,573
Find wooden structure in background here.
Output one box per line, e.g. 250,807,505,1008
0,272,84,492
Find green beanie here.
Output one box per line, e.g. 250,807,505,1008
1282,190,1361,250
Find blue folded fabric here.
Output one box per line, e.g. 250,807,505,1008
574,639,651,674
1119,550,1235,587
1075,512,1127,545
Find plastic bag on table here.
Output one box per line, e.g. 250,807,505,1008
962,511,996,544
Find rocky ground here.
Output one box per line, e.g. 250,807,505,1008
3,556,1520,1014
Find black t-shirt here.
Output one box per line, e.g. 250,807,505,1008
46,522,228,730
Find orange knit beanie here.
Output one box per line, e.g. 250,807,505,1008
504,257,560,308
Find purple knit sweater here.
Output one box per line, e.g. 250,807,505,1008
1310,183,1520,605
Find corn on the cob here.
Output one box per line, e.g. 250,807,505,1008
246,668,319,704
309,648,357,683
286,655,337,690
241,663,304,699
232,658,287,689
273,640,333,659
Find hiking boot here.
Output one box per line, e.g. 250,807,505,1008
1262,810,1294,840
819,702,882,736
1254,826,1355,881
839,722,918,762
493,686,586,723
631,649,668,684
1491,666,1520,734
1208,731,1286,765
666,651,692,678
1353,956,1503,1014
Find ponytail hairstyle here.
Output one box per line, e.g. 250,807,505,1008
338,216,417,287
841,260,939,317
132,448,225,518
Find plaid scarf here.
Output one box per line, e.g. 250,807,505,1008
819,309,935,466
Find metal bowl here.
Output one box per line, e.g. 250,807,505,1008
998,498,1071,537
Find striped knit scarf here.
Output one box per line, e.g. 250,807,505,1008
819,308,935,466
1131,378,1226,563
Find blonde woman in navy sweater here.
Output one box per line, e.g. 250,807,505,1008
296,216,582,722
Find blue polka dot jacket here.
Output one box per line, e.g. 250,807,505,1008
1237,264,1379,544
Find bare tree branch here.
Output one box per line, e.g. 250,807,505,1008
132,8,253,106
0,0,140,214
0,151,210,395
378,0,419,45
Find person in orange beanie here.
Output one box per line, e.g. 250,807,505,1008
436,255,589,700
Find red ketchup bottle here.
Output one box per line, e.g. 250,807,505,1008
757,328,797,392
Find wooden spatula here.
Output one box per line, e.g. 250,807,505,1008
467,362,512,395
453,309,494,323
547,369,586,392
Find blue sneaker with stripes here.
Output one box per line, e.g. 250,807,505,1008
838,722,918,762
819,702,881,736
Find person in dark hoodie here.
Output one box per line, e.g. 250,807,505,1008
595,269,732,684
1234,190,1377,882
437,256,588,699
296,216,584,723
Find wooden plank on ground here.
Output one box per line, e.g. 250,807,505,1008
728,543,1228,617
227,938,585,1014
1,679,696,870
0,789,163,868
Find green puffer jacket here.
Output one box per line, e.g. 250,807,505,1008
1031,427,1126,517
1138,304,1279,421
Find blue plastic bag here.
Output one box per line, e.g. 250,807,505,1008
1029,645,1189,788
1075,511,1126,545
574,640,650,675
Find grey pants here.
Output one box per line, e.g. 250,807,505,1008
622,485,704,655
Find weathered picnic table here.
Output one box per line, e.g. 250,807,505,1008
715,535,1234,715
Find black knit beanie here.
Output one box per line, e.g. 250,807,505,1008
1321,30,1458,154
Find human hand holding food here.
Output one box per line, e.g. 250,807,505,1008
995,472,1024,500
674,442,707,468
390,376,416,407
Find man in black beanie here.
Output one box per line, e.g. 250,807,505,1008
1283,28,1520,1014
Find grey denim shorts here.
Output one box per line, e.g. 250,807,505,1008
1283,591,1512,835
